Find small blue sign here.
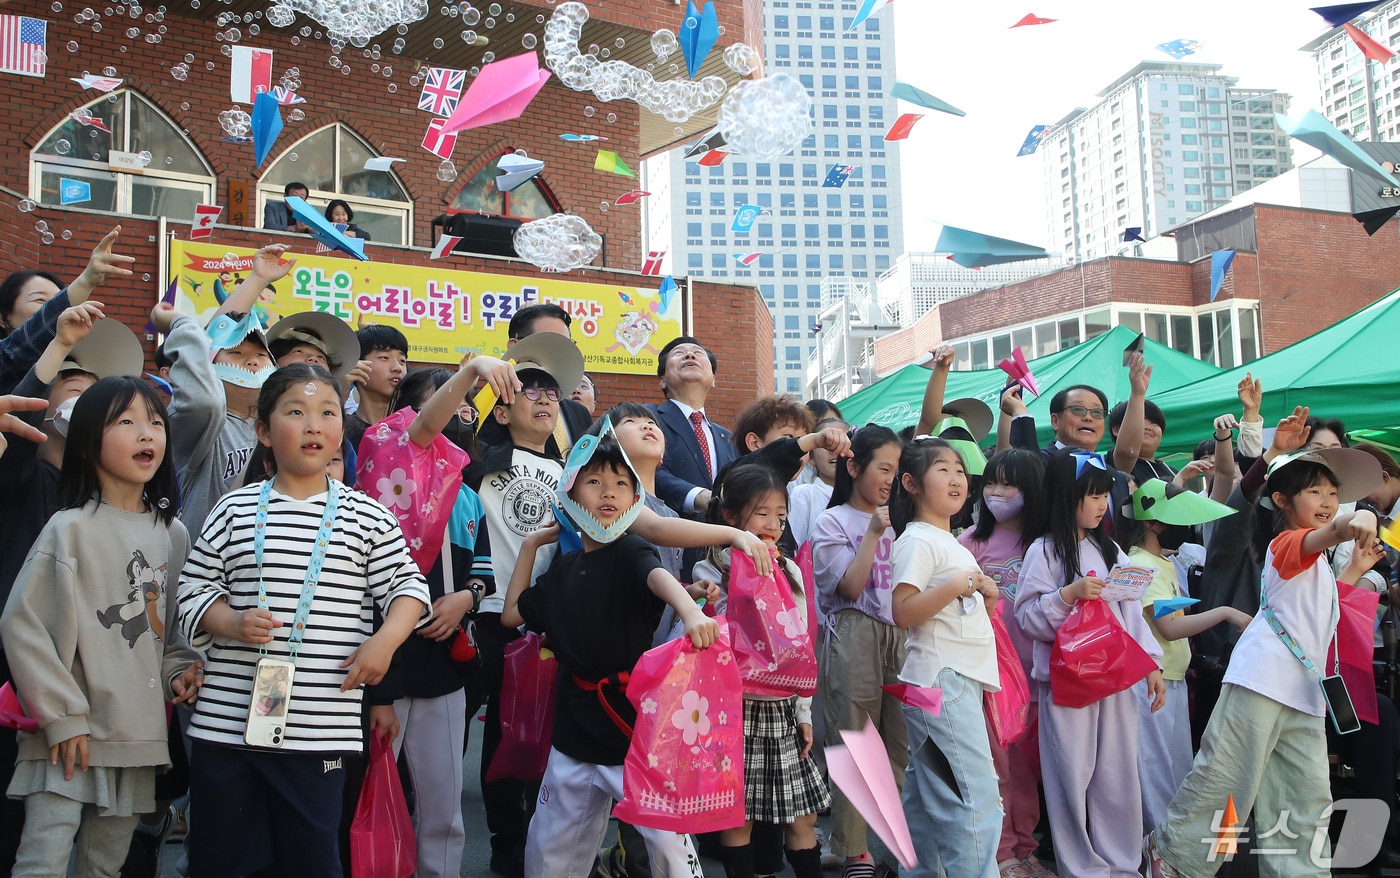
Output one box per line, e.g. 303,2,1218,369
59,178,91,205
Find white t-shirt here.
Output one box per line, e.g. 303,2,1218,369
891,521,1000,692
476,447,563,614
788,481,834,548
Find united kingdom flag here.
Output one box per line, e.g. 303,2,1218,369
418,67,465,117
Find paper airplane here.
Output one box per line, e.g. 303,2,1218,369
732,252,762,266
890,82,965,117
559,133,608,142
286,196,367,261
363,156,405,172
657,276,677,311
880,684,942,716
684,128,727,157
826,719,917,870
251,92,283,168
883,114,923,141
1344,23,1394,61
1152,596,1200,620
271,84,306,105
1356,206,1400,235
1011,13,1055,26
1123,332,1145,366
996,345,1040,397
431,234,462,259
1212,795,1241,857
936,223,1051,268
1311,1,1386,28
72,74,122,92
70,111,110,133
615,189,651,205
144,277,179,334
1210,250,1236,302
697,149,728,167
594,149,635,177
1123,226,1146,243
495,153,545,192
1276,109,1397,185
439,52,551,136
679,0,720,79
1017,124,1052,156
847,0,891,30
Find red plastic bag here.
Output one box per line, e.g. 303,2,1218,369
612,621,746,834
350,734,417,878
728,549,819,697
0,682,37,733
1049,599,1157,708
1334,582,1380,725
986,601,1031,747
486,632,558,783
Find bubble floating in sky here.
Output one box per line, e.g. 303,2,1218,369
513,213,602,273
722,43,761,75
716,73,811,161
219,107,251,137
267,0,429,43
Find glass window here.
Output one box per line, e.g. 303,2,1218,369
1197,313,1215,366
687,253,703,268
1034,321,1057,357
1012,326,1032,354
970,339,988,369
1238,306,1258,363
1118,311,1142,333
992,334,1012,363
1084,309,1111,340
1144,313,1168,345
821,45,836,60
1171,314,1194,356
775,44,791,58
867,47,881,60
1058,317,1081,349
1217,308,1236,369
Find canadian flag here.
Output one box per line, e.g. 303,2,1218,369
641,250,666,276
431,234,463,260
421,118,458,160
191,204,222,240
230,46,274,104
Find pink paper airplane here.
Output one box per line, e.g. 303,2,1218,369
881,684,943,716
71,111,110,133
71,74,122,92
615,190,652,205
996,345,1040,397
826,719,917,870
439,52,551,137
1011,13,1055,26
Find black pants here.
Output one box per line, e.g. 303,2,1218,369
463,612,529,852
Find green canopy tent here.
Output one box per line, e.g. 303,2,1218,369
1151,287,1400,455
837,325,1223,451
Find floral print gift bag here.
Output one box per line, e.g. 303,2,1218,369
612,621,746,834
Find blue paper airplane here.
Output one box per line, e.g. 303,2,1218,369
59,178,91,205
847,0,887,30
285,195,367,261
936,223,1051,268
731,204,761,233
1123,226,1146,243
823,165,856,187
1276,109,1396,184
890,81,966,117
252,91,283,168
679,0,719,79
1311,1,1386,28
1153,596,1200,620
1210,250,1236,302
1017,125,1051,157
552,504,583,554
657,276,677,311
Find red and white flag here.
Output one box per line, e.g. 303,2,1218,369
431,234,463,259
230,46,273,104
421,118,458,160
0,15,47,78
640,250,666,276
191,204,222,240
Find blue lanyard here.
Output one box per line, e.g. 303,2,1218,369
1258,570,1339,679
254,479,340,659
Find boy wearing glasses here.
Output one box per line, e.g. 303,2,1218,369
462,331,585,878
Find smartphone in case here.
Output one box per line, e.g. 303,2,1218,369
244,657,296,748
1321,674,1361,735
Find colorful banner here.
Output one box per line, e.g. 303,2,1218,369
167,239,683,374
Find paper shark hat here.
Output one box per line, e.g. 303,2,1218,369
556,417,645,544
205,310,273,389
1124,478,1235,526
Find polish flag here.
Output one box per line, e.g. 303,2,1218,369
431,234,462,259
230,46,274,104
191,204,222,240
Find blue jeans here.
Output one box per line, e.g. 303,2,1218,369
901,668,1001,878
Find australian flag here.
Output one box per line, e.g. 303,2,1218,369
823,164,857,188
1156,39,1204,60
1017,125,1052,157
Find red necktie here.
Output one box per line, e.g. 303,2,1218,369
689,411,713,481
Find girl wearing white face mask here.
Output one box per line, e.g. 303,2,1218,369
956,450,1055,878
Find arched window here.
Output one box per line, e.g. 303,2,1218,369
30,90,215,219
449,151,560,220
258,124,412,245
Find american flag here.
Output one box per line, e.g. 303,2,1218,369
640,250,666,276
419,67,465,117
0,16,47,78
420,118,458,160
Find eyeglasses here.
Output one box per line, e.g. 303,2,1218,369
520,386,561,402
1059,405,1108,420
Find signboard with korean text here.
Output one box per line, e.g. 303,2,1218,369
168,239,682,374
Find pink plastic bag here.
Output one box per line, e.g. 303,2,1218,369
612,622,746,834
1335,582,1380,726
985,601,1031,747
356,407,469,575
486,632,558,783
350,734,417,878
0,682,37,733
727,549,819,697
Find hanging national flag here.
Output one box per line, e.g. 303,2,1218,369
823,165,857,187
0,16,47,78
230,45,274,104
58,178,90,205
271,84,305,105
421,117,458,160
641,250,666,276
732,204,762,233
418,67,466,117
70,110,110,133
1017,125,1052,157
191,204,222,240
431,234,463,259
732,252,762,266
1155,39,1204,60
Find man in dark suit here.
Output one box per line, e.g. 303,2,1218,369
649,336,738,519
263,181,311,233
1005,380,1134,514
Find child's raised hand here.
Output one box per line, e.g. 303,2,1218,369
729,530,773,576
929,344,955,369
1237,372,1262,414
0,394,49,454
467,354,519,405
339,631,396,691
54,301,105,348
251,244,296,284
1271,406,1311,454
683,613,720,649
528,520,560,546
1127,352,1154,395
234,608,282,645
50,733,89,781
75,226,134,291
1146,669,1167,713
1064,576,1105,602
149,302,178,334
867,505,892,536
171,661,203,705
1337,509,1379,546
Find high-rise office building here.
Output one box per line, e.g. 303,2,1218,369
1042,61,1292,263
655,0,906,394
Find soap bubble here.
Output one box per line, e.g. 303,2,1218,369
606,112,616,123
73,107,92,123
66,40,79,51
482,50,494,62
583,105,594,117
267,4,293,26
219,107,251,137
463,5,480,24
103,64,117,75
61,229,73,240
513,213,602,272
488,2,500,13
55,139,71,154
289,108,305,121
716,73,811,161
288,152,298,161
170,62,187,80
722,43,761,75
437,160,457,182
180,101,189,110
433,36,443,47
521,33,536,48
268,0,429,45
17,199,35,213
35,220,48,232
142,273,151,281
40,232,54,245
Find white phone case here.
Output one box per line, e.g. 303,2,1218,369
244,657,296,748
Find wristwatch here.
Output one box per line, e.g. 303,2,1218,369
464,579,486,612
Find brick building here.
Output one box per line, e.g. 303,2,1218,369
0,0,775,426
871,203,1400,379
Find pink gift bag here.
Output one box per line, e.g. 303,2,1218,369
727,549,819,697
355,407,469,575
612,622,746,834
486,633,558,783
350,733,417,878
985,601,1031,747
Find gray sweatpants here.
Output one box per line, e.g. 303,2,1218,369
393,689,468,878
13,791,138,878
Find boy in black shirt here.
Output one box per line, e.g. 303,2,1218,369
501,433,718,878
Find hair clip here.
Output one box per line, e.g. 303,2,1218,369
304,382,317,395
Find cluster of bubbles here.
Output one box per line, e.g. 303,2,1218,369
716,73,811,161
512,213,602,273
266,0,429,43
722,43,762,76
436,160,458,182
219,108,252,138
544,3,726,124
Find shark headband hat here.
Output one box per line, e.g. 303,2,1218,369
556,417,645,544
205,311,273,389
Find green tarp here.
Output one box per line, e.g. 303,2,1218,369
1151,287,1400,455
837,325,1223,451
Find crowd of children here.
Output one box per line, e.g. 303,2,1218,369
0,234,1398,878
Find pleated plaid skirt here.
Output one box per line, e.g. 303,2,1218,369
742,697,831,824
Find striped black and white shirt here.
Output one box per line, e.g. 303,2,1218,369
178,481,430,752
